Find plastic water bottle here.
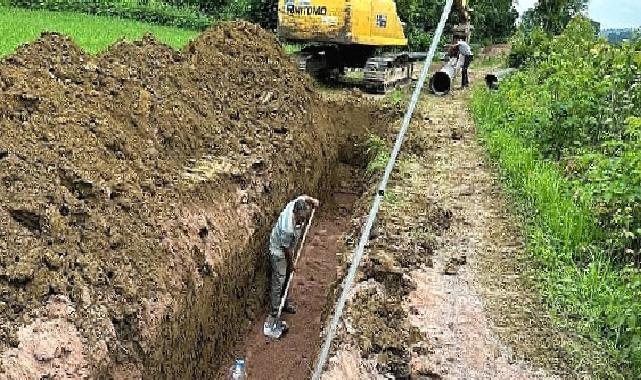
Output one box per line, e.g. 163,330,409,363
228,358,247,380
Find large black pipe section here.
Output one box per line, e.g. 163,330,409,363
430,57,458,96
485,68,517,90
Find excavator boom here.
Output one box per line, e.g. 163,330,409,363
455,0,470,22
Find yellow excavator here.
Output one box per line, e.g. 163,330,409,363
277,0,471,93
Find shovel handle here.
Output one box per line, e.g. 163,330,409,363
276,208,316,318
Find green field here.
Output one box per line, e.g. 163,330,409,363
0,6,198,56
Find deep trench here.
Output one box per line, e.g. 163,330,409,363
126,101,391,380
213,143,372,379
200,134,371,379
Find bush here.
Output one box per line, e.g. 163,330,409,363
162,0,227,15
10,0,212,30
507,26,551,68
406,28,433,52
472,16,641,375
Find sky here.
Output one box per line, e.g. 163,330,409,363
514,0,641,28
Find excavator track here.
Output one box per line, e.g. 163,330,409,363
363,53,413,94
293,45,345,81
291,48,418,94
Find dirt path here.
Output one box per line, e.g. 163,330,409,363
401,90,558,379
322,76,579,379
217,165,362,379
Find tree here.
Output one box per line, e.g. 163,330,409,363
395,0,517,49
470,0,518,45
519,8,538,32
531,0,588,34
395,0,446,50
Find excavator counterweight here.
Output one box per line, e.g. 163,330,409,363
277,0,407,46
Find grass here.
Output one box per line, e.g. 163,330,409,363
471,83,639,377
387,88,406,105
384,189,400,204
366,134,390,175
472,53,508,69
0,6,198,56
282,43,304,55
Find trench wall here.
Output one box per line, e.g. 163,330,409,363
0,19,387,379
140,101,391,378
0,21,393,377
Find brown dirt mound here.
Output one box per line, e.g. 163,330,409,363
0,23,389,378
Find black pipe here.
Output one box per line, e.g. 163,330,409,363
485,68,517,90
430,58,458,96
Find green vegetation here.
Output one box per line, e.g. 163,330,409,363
8,0,518,51
471,53,507,69
9,0,212,29
6,0,274,29
512,1,597,67
0,6,197,55
396,0,517,50
387,89,406,105
282,43,303,55
468,0,518,45
384,189,400,204
520,0,588,35
472,17,641,376
366,135,390,175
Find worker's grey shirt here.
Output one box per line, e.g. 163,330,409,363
269,196,304,255
457,41,473,56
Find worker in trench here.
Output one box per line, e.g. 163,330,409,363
264,194,320,338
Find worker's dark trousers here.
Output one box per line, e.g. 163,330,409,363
269,250,288,315
269,231,300,315
462,54,473,87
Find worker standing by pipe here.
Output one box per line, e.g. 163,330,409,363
454,38,473,88
264,194,320,339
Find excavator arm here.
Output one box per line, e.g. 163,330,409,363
454,0,470,23
452,0,473,41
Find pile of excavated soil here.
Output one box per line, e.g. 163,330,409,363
0,23,390,378
322,197,447,379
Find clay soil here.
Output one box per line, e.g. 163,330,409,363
219,164,362,379
0,22,393,378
